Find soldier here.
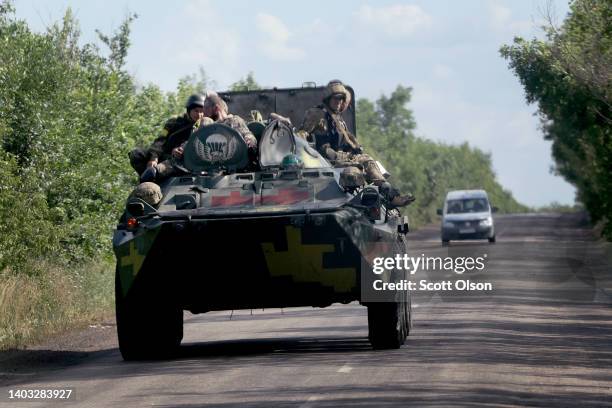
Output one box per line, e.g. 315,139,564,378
200,93,258,150
129,93,206,178
298,80,414,207
328,78,352,113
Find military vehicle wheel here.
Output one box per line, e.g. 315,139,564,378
404,291,412,336
488,235,496,243
115,267,183,361
367,290,409,349
442,239,450,246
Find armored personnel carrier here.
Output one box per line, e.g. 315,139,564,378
113,85,412,360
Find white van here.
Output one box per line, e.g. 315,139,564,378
436,190,497,245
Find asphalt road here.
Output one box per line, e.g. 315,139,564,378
1,213,611,407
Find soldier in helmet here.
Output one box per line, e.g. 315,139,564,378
298,80,414,207
129,93,206,178
327,78,352,113
200,93,258,150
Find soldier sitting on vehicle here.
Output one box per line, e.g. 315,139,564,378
297,80,415,207
198,93,258,151
129,93,207,181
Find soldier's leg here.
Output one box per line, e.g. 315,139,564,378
155,160,178,180
128,148,148,175
334,151,352,163
139,159,180,183
352,154,385,185
351,153,415,207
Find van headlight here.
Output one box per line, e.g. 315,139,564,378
479,217,492,227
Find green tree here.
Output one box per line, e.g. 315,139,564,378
0,3,170,268
229,72,261,91
500,0,611,238
356,86,527,227
164,67,213,115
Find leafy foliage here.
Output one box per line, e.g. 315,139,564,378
229,72,261,91
0,0,531,350
0,151,58,274
356,86,527,226
0,1,526,274
500,0,611,238
0,3,211,272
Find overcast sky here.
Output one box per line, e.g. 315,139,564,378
14,0,576,207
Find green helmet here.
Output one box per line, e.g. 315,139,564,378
185,94,205,110
281,154,304,170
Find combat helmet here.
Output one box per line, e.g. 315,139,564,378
323,80,348,102
185,94,205,111
281,154,304,170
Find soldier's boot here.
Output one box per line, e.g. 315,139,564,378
378,181,415,207
140,160,180,183
156,160,177,179
139,165,158,183
390,194,416,207
361,158,387,183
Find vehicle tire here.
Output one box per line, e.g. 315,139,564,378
488,235,496,244
404,290,412,337
115,267,183,361
442,239,450,246
367,291,408,349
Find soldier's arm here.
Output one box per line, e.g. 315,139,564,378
146,135,165,163
227,115,257,149
240,125,258,150
269,112,291,125
297,108,325,141
146,119,176,161
318,143,338,161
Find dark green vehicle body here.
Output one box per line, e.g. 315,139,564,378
113,86,412,360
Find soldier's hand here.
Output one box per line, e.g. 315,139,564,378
244,134,257,149
324,147,338,161
172,146,184,158
270,112,292,125
146,159,158,168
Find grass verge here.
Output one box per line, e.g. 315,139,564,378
0,259,114,350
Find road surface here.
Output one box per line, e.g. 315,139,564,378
1,213,611,407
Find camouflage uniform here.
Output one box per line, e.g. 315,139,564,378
217,114,258,149
298,81,415,207
298,104,385,185
129,113,196,175
193,114,258,147
153,117,215,179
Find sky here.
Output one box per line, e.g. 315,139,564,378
13,0,576,207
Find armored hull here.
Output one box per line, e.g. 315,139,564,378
113,87,412,360
115,186,404,306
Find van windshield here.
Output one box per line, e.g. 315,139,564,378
446,198,489,214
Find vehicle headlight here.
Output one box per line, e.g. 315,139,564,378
443,221,455,228
479,218,492,227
